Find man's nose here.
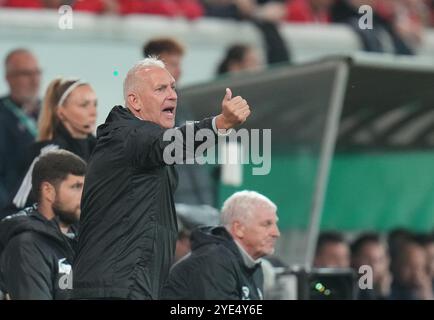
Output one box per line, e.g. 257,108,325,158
168,87,177,100
271,224,280,238
89,105,97,118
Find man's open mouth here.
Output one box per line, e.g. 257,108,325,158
162,106,175,114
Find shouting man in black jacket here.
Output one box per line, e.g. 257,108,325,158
162,190,280,300
0,150,86,300
73,57,251,299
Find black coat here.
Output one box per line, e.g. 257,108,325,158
0,96,37,214
1,122,97,218
33,122,97,162
162,226,264,300
0,206,77,300
73,106,216,299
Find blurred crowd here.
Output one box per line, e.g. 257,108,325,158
0,0,433,27
311,229,434,300
1,1,433,55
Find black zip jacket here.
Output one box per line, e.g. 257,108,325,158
162,226,264,300
73,106,217,299
0,206,77,300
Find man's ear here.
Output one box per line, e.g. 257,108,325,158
127,93,140,112
41,181,56,204
232,220,245,239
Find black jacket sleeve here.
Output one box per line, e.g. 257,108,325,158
1,233,54,300
127,117,217,169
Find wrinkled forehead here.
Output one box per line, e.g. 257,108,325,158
136,66,175,87
251,204,278,221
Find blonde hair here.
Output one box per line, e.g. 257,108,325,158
38,78,86,141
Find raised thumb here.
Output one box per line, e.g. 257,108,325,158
224,88,232,101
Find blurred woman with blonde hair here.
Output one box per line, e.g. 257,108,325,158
10,78,97,210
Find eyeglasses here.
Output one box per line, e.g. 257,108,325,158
8,69,42,78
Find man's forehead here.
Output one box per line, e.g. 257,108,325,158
8,52,37,65
137,67,174,83
253,205,278,219
7,53,39,71
64,174,85,182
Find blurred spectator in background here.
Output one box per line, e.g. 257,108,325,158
143,37,216,206
4,0,119,13
0,49,41,215
391,0,428,51
286,0,335,23
414,233,434,290
430,0,434,27
423,234,434,285
314,231,350,268
5,78,97,218
201,0,256,20
390,239,434,300
331,0,414,55
387,228,413,262
351,233,391,299
202,0,291,65
162,190,280,300
202,0,285,22
174,203,220,261
0,150,86,300
119,0,203,19
217,43,263,75
143,37,185,84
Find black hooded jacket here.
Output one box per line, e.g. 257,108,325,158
73,106,217,300
33,121,97,162
1,122,96,219
162,226,264,300
0,206,77,300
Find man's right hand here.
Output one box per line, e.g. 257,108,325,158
216,88,251,130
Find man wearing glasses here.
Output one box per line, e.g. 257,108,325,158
0,49,42,217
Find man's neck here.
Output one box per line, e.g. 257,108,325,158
234,240,261,268
126,106,144,121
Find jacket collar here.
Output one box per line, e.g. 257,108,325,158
234,240,262,269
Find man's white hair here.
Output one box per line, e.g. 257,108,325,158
123,56,166,105
220,190,277,228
